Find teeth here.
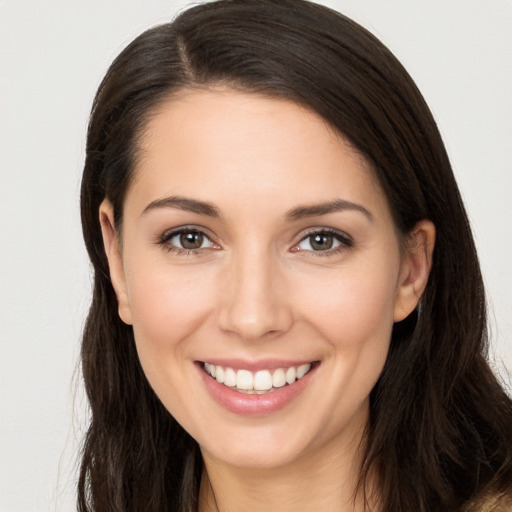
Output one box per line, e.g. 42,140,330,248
224,367,237,387
285,366,296,384
272,368,286,388
297,363,310,379
236,369,253,390
205,362,312,393
254,370,273,391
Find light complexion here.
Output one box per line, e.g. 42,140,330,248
100,89,435,511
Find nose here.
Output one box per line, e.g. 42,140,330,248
217,247,294,341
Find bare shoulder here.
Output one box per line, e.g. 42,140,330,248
463,492,512,512
495,495,512,512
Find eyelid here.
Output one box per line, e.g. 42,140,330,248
155,225,352,255
156,225,220,253
291,227,353,253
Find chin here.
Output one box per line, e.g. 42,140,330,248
200,431,310,470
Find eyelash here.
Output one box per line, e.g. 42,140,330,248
292,228,353,256
156,227,353,256
300,228,354,252
156,226,218,255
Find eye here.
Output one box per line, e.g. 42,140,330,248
293,229,352,253
171,230,210,250
158,227,218,253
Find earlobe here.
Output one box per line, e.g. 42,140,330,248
99,199,133,325
393,220,436,323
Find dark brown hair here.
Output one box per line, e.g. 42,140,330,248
79,1,512,510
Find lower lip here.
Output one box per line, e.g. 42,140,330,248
197,363,317,417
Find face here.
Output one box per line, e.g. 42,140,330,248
101,89,433,471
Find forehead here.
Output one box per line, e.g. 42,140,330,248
127,88,388,219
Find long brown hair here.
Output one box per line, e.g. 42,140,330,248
78,1,512,510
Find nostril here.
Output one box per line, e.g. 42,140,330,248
217,299,294,341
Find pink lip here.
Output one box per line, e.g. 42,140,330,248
200,358,314,372
196,361,318,417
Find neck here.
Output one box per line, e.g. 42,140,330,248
198,421,378,512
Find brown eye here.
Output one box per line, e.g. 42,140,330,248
180,231,204,249
162,228,216,252
310,233,334,251
294,229,352,253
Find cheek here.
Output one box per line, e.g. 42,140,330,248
124,263,216,361
295,261,399,350
312,276,394,389
294,260,398,425
123,264,220,424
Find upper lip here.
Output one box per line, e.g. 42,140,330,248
197,358,317,372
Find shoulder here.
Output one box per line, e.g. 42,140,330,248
462,493,512,512
495,495,512,512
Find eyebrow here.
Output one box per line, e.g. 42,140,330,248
141,195,372,222
141,196,221,218
285,199,373,222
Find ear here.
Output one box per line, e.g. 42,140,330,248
394,220,436,322
99,199,133,325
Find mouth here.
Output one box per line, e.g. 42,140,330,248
201,361,317,395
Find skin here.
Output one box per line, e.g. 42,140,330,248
100,89,435,511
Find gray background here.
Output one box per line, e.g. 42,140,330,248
1,1,511,510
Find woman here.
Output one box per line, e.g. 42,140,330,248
78,0,512,510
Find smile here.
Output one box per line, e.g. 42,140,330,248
203,362,312,394
198,359,319,416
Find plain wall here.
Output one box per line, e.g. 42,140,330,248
1,1,510,510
